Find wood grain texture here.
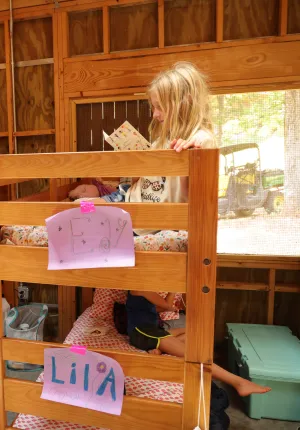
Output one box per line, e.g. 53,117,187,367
15,65,54,131
0,24,5,63
0,246,187,292
216,0,224,42
274,290,300,339
288,0,300,34
69,9,103,57
0,149,189,178
16,135,55,198
0,201,188,229
110,2,158,52
0,138,8,154
13,17,53,62
164,0,216,46
182,363,212,429
224,0,279,40
4,379,182,430
63,41,300,93
4,20,14,156
185,149,219,363
2,338,184,383
267,268,276,324
0,70,7,132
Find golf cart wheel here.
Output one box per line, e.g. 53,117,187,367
234,209,255,218
265,191,284,214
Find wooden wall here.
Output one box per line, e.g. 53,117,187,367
0,0,299,344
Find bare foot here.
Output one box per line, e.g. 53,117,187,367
236,379,271,397
148,349,162,355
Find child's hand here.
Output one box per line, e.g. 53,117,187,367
170,130,212,152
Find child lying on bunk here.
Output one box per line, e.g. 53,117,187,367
126,290,272,397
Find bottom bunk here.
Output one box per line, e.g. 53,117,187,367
11,306,183,430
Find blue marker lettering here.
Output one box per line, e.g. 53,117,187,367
96,367,116,401
51,356,64,384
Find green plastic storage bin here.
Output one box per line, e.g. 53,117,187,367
226,323,300,421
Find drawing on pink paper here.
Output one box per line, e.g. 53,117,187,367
46,206,135,270
41,348,125,415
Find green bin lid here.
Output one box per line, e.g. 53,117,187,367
227,324,300,382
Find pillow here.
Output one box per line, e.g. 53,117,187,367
158,292,182,321
89,289,127,323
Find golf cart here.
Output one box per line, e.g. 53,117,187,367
218,143,284,217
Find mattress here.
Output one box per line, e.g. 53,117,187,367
0,225,188,252
12,307,183,430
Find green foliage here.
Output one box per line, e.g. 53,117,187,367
211,91,285,147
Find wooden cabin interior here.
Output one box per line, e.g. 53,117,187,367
0,1,300,429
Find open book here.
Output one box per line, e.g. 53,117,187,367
103,121,151,151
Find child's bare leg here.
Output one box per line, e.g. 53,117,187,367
160,334,271,396
212,364,271,396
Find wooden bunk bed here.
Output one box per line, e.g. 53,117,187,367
0,147,219,430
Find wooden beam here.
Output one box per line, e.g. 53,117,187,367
4,20,14,156
0,246,187,293
185,149,218,364
63,41,300,94
275,284,300,293
0,64,5,70
217,254,300,270
0,283,7,429
0,132,8,137
15,58,54,67
0,201,188,229
53,11,61,152
267,269,276,324
217,281,269,291
279,0,288,36
13,129,55,137
4,379,182,430
158,0,164,48
182,363,212,430
2,338,184,383
216,0,224,43
0,150,189,178
103,5,110,54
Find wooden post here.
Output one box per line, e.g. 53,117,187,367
182,149,219,429
0,281,7,429
103,6,110,54
216,0,224,43
158,0,164,49
279,0,288,36
267,268,276,324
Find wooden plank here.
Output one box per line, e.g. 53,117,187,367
4,379,182,430
275,284,300,293
0,283,7,429
69,9,103,57
64,40,300,94
267,268,276,324
15,58,54,67
0,132,8,137
158,0,164,48
0,150,189,178
185,149,218,364
81,287,94,311
0,64,5,70
53,11,61,153
182,363,212,430
216,0,224,42
103,6,110,54
0,201,188,229
279,0,288,36
14,129,55,136
2,338,184,383
4,20,14,155
0,246,187,292
217,281,269,291
217,254,300,270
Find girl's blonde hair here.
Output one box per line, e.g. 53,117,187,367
148,61,213,148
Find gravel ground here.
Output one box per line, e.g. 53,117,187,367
217,211,300,256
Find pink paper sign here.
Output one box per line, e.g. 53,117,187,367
41,348,125,415
46,206,135,270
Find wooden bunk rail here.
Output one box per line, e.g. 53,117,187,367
0,150,189,179
2,338,184,383
0,202,188,229
4,378,183,430
0,246,187,293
